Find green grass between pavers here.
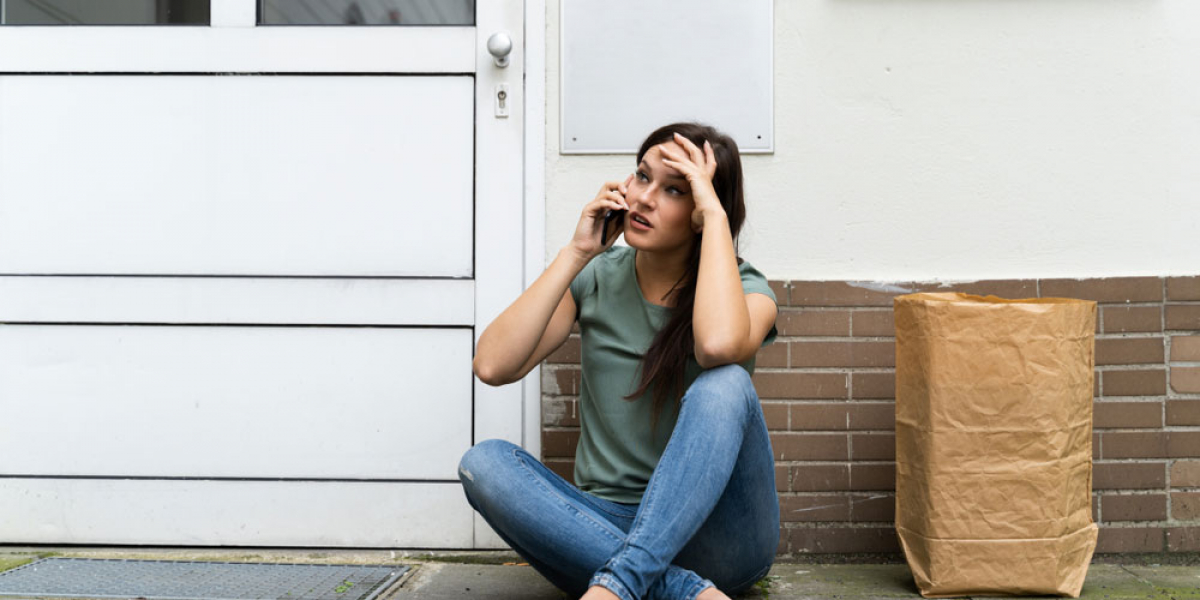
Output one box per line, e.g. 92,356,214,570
752,574,780,598
0,558,33,572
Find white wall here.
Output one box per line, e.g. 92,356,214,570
544,0,1199,281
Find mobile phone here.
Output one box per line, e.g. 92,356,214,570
601,209,626,246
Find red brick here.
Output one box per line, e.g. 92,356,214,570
1102,369,1166,396
1095,337,1164,365
753,372,848,399
1103,432,1168,458
545,459,574,482
1171,460,1200,487
789,403,849,431
1093,462,1166,490
1171,367,1200,394
543,398,579,427
780,495,850,522
1095,527,1164,552
852,371,895,399
1167,527,1200,551
770,433,848,461
849,463,895,491
914,280,1037,300
791,341,894,368
544,367,582,395
848,403,895,430
1167,400,1200,426
1171,492,1200,520
755,342,788,368
790,464,851,492
1172,335,1200,361
849,494,894,522
1167,276,1200,301
1102,306,1164,333
541,429,580,458
1102,494,1167,521
778,309,850,336
546,336,581,363
1167,305,1200,331
1040,277,1162,303
791,282,902,307
763,402,789,431
851,433,895,461
788,526,901,553
1168,431,1200,458
1094,401,1163,429
851,310,895,337
776,465,790,492
769,281,790,306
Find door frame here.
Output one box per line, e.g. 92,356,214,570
0,0,549,550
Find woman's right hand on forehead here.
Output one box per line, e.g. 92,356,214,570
568,173,634,261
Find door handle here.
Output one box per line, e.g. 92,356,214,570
487,32,512,67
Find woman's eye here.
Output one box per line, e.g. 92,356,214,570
636,172,648,181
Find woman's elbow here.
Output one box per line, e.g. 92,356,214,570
472,357,510,387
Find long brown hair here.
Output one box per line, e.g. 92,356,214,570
621,122,747,435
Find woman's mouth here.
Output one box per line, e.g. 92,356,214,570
629,214,652,231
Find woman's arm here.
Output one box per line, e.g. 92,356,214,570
473,246,590,386
692,210,752,367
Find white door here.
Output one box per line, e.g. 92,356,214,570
0,0,526,549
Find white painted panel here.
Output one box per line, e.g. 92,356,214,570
0,277,473,325
0,326,472,480
560,0,772,153
0,26,474,73
0,75,473,277
0,479,473,547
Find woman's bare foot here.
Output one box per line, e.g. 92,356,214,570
579,585,621,600
697,585,731,600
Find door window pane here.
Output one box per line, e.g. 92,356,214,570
2,0,208,25
260,0,473,25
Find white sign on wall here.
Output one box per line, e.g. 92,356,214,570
560,0,773,154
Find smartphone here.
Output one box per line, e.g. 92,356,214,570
601,209,626,246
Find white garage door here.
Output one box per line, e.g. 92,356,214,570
0,0,528,549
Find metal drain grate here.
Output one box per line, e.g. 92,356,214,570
0,558,409,600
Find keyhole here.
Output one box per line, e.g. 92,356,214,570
498,90,507,108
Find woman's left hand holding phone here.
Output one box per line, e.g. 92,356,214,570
600,173,634,247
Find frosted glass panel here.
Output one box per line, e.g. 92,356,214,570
2,0,208,25
259,0,473,25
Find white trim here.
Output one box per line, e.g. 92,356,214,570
0,479,473,547
469,0,529,550
523,0,547,461
0,26,474,73
0,277,474,325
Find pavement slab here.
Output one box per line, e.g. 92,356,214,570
1,548,1198,600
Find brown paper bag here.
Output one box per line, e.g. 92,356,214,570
893,292,1098,598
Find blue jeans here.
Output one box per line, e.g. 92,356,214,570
458,364,780,600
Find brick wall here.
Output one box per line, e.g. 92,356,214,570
540,275,1200,555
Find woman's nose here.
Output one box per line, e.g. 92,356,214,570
631,185,654,208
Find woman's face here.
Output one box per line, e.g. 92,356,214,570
623,144,699,252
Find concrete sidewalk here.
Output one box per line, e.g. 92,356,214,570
2,548,1199,599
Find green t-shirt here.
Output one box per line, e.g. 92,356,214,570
567,244,778,504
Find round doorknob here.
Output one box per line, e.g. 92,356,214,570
487,32,512,67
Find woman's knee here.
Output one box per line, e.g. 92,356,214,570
458,438,518,492
683,364,757,414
